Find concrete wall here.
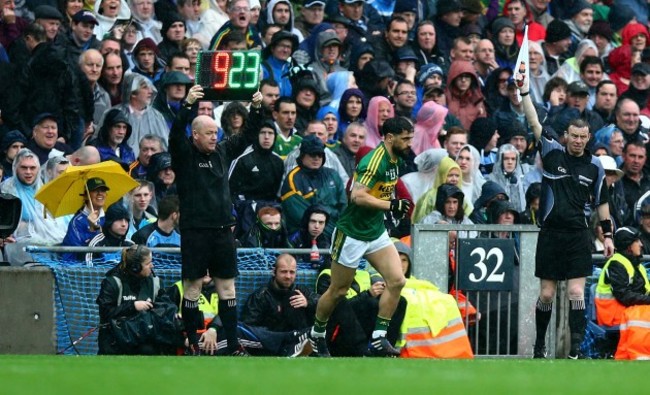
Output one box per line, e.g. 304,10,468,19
0,267,56,354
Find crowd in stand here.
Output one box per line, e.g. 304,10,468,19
2,0,650,358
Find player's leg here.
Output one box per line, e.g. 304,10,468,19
213,276,247,355
365,239,406,356
567,276,587,359
534,278,557,358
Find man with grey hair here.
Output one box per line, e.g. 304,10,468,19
79,49,111,127
333,122,367,178
101,73,168,157
128,134,165,178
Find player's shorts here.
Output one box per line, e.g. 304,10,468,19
181,227,238,280
330,228,393,269
535,227,592,280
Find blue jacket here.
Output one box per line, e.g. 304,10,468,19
262,56,292,97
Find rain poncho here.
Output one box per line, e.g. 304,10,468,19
401,148,447,204
412,101,448,155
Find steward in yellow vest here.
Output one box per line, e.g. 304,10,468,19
595,227,650,360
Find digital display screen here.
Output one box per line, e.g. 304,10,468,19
195,50,261,101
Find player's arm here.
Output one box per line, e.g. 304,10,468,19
514,63,542,142
351,182,411,219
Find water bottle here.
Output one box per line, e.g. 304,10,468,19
310,239,320,269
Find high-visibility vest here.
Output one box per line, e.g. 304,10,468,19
396,278,474,359
595,253,650,326
317,269,371,299
615,305,650,360
449,250,478,324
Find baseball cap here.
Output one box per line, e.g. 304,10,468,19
72,10,99,25
86,177,110,192
339,0,364,3
632,62,650,76
32,112,58,128
598,155,624,179
567,81,589,96
304,0,325,7
614,226,641,251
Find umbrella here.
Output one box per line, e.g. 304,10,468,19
35,161,139,218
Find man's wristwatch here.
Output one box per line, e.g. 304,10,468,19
182,100,193,109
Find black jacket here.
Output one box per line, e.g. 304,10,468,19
17,42,80,143
96,265,174,355
605,254,650,307
242,278,319,332
169,105,262,230
229,145,284,201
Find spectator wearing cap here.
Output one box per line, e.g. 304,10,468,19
25,113,74,165
157,13,186,63
260,0,304,42
152,70,192,129
88,107,136,165
64,10,101,64
503,0,546,46
460,0,486,28
542,19,572,75
7,5,66,71
176,0,224,50
393,46,418,82
554,38,599,85
445,60,485,130
599,155,628,228
371,15,409,66
548,80,604,139
0,130,27,180
309,30,345,106
392,0,418,41
130,0,163,44
280,134,346,238
562,0,593,56
588,20,614,60
131,37,165,83
62,177,110,250
208,0,262,50
294,0,325,39
595,226,650,360
491,16,518,70
147,151,177,202
93,0,132,40
621,62,650,115
411,20,447,74
354,58,394,99
501,119,535,166
261,30,297,97
433,0,462,61
328,0,384,39
86,202,134,265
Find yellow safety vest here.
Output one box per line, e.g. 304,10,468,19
317,269,371,299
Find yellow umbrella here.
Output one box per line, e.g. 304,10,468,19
35,161,140,218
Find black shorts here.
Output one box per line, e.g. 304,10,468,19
535,228,592,280
181,228,238,280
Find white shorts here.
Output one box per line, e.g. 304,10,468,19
330,228,393,269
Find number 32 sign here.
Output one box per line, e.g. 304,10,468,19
195,50,261,101
457,239,515,291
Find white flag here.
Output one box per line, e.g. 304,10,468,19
514,25,529,102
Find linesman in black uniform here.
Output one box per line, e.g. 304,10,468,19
169,85,263,355
515,65,614,359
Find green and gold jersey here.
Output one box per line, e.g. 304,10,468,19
336,143,399,241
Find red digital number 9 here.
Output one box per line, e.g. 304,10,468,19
211,52,230,89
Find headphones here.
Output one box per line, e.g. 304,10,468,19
125,245,145,274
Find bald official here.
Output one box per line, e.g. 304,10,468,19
169,84,263,355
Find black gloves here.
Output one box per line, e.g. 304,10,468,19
389,199,411,219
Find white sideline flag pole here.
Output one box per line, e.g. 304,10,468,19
515,25,529,102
